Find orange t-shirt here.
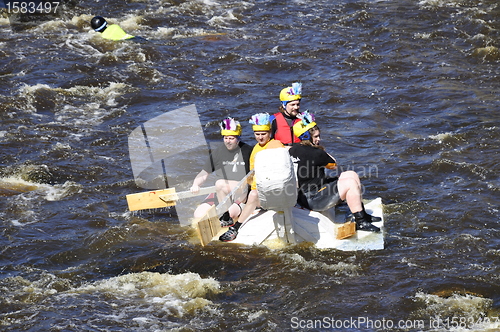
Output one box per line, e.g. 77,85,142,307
249,139,284,189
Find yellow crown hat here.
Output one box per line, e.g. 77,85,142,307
280,82,302,105
293,111,316,139
220,117,242,136
249,113,271,131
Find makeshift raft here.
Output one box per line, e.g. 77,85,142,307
228,198,383,250
193,148,384,251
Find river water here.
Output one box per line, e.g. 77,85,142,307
1,0,500,331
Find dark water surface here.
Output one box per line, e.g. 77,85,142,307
1,0,500,331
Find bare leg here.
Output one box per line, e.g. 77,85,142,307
336,171,363,213
235,189,259,225
215,179,246,219
228,202,243,220
193,203,212,219
219,189,260,242
194,179,241,220
337,171,380,232
215,179,235,202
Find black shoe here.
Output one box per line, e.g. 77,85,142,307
219,226,238,242
353,211,380,232
219,211,235,227
365,213,381,223
356,220,380,232
361,204,381,222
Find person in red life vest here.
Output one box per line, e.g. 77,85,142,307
288,112,380,232
271,82,303,145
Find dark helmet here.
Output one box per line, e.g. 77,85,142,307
91,16,108,32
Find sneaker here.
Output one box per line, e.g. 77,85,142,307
219,226,238,242
219,211,235,227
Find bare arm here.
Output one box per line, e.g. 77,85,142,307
191,169,209,193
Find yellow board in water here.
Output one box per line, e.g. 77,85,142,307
126,188,177,211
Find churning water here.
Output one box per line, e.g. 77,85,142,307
1,0,500,331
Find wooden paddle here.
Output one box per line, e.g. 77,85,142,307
126,186,216,211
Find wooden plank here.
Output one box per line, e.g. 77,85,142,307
126,188,177,211
126,186,216,211
159,186,216,205
194,170,254,246
336,221,356,240
194,205,221,246
208,208,222,244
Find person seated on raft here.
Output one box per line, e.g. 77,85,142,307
219,113,284,242
190,117,252,227
90,16,145,41
288,111,381,232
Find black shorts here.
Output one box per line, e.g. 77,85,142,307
298,179,340,211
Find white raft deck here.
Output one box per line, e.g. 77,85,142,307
212,197,384,251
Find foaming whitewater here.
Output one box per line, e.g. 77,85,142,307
0,271,221,330
71,271,221,317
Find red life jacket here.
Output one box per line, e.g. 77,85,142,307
273,112,301,144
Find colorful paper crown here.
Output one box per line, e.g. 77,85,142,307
219,117,242,136
249,113,271,131
293,111,316,139
280,82,302,103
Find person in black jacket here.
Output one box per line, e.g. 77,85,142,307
288,112,380,232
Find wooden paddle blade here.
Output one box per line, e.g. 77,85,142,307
127,186,217,211
336,221,356,240
194,205,222,246
159,186,216,206
126,188,177,211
